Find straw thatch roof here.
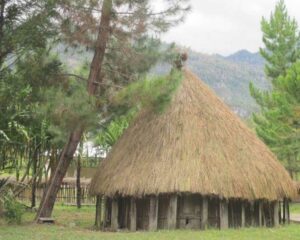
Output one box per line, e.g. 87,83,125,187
90,69,296,200
294,181,300,194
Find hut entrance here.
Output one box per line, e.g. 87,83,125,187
136,198,150,230
177,194,201,229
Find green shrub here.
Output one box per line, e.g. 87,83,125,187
3,192,24,224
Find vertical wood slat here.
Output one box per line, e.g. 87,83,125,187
111,198,119,231
241,202,245,228
258,201,263,227
282,198,290,225
219,200,228,229
95,196,102,230
251,201,255,227
287,200,290,224
273,201,279,227
149,196,159,231
103,198,107,228
201,197,208,230
167,194,178,229
124,199,129,229
279,201,282,224
283,199,286,224
130,198,137,231
262,203,266,227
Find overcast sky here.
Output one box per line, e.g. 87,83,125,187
161,0,300,56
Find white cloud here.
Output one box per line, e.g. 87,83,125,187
161,0,300,55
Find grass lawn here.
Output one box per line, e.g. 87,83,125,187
290,203,300,214
0,204,300,240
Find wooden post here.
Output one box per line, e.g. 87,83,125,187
130,198,137,231
241,202,245,228
219,199,228,229
283,199,286,224
282,198,290,224
124,199,129,229
111,198,119,231
201,197,208,230
102,198,107,229
149,196,159,231
287,200,290,224
262,203,266,227
258,201,263,227
95,196,102,230
279,201,281,224
273,201,279,227
250,201,255,227
167,194,178,229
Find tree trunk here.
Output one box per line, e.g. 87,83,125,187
15,151,19,181
0,0,6,66
36,127,83,219
35,0,113,220
31,146,39,208
76,141,83,209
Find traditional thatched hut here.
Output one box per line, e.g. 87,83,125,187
90,70,296,231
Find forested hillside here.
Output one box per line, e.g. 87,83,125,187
188,50,269,117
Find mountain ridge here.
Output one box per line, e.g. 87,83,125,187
154,49,269,117
225,49,265,66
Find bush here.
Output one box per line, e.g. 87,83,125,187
3,191,24,224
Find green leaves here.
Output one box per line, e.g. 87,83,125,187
0,0,58,69
0,130,10,142
41,79,97,144
95,112,134,149
8,121,30,142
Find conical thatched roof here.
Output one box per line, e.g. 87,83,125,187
90,70,296,200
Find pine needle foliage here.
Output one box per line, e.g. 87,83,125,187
41,79,98,144
260,0,300,81
115,69,183,114
250,0,300,177
93,70,183,150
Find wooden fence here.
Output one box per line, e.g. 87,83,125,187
17,181,96,205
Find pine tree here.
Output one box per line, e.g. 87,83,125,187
260,0,300,81
250,0,300,177
36,0,190,219
0,0,57,69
